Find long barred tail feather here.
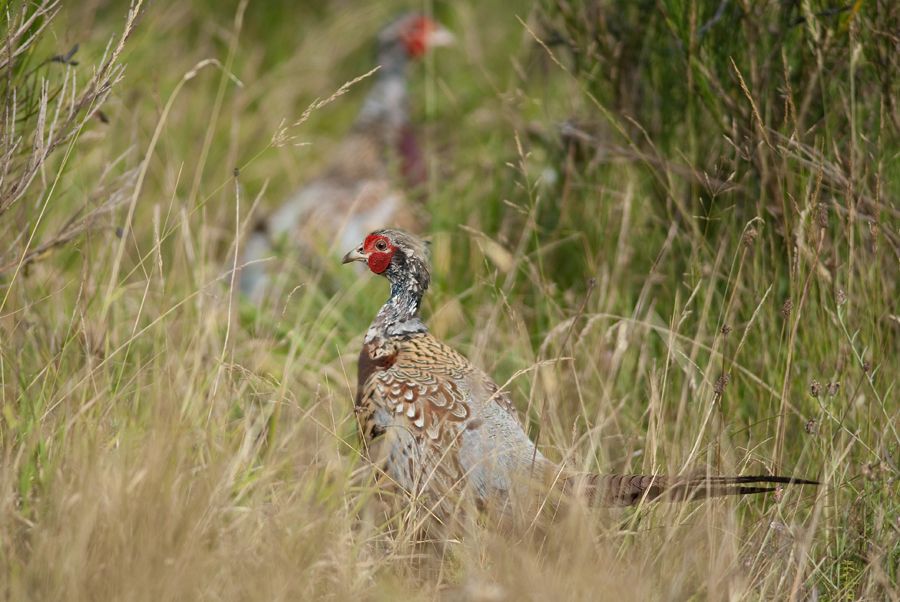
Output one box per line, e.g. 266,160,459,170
570,473,819,507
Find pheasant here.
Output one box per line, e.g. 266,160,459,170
342,229,818,520
239,13,453,300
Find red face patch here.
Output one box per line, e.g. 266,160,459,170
363,234,395,274
401,16,435,58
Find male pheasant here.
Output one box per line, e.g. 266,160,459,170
239,14,453,300
343,229,818,520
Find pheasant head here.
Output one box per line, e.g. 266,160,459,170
343,229,430,341
377,13,454,66
354,14,454,162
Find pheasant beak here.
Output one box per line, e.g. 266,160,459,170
341,246,367,265
426,24,455,48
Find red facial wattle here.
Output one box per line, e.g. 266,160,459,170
363,234,395,274
402,17,434,58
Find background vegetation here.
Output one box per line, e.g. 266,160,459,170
1,0,896,599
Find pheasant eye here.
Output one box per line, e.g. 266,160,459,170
375,240,388,252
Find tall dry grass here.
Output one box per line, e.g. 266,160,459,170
0,0,896,600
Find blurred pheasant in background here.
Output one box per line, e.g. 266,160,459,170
239,13,453,301
342,229,818,521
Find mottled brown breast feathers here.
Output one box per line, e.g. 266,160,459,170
356,341,398,407
355,333,523,444
356,333,475,444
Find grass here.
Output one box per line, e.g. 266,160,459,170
1,0,897,599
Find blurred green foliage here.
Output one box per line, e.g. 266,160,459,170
0,0,896,599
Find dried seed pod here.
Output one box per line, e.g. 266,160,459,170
781,298,793,319
816,202,829,228
714,373,731,395
742,227,759,248
809,380,822,398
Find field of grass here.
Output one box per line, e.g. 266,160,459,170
1,0,897,599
